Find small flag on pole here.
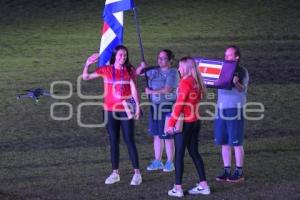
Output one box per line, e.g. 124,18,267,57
98,0,135,67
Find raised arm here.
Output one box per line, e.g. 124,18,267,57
82,66,101,80
82,53,101,80
135,61,147,76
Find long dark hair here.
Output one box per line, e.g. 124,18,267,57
109,45,134,75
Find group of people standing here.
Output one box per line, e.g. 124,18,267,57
82,45,249,197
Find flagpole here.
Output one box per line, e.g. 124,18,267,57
132,5,154,104
132,7,145,62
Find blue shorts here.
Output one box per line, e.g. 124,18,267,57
214,108,244,146
148,102,174,139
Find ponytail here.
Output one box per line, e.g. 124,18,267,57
193,64,207,99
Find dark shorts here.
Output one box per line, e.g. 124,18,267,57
148,102,174,139
214,108,244,146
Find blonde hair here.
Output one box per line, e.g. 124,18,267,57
179,57,207,98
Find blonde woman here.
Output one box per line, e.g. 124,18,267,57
166,57,210,197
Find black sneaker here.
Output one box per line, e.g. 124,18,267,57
216,169,230,182
227,169,244,183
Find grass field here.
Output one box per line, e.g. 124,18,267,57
0,0,300,199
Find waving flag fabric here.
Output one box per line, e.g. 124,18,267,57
198,60,223,81
98,0,135,67
194,58,237,89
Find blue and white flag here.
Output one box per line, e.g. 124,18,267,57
98,0,135,67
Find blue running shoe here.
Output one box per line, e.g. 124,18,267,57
163,161,175,172
147,160,164,171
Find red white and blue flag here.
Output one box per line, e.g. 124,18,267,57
98,0,135,67
195,58,237,89
198,60,223,81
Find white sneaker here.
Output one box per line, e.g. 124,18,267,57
188,184,211,195
168,185,184,197
105,173,120,184
130,173,142,185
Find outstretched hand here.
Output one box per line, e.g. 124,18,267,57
85,53,99,67
136,61,147,75
233,76,239,84
134,107,141,120
165,127,174,134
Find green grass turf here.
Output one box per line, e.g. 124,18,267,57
0,0,299,199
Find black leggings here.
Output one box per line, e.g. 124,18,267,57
105,111,139,170
174,120,207,185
